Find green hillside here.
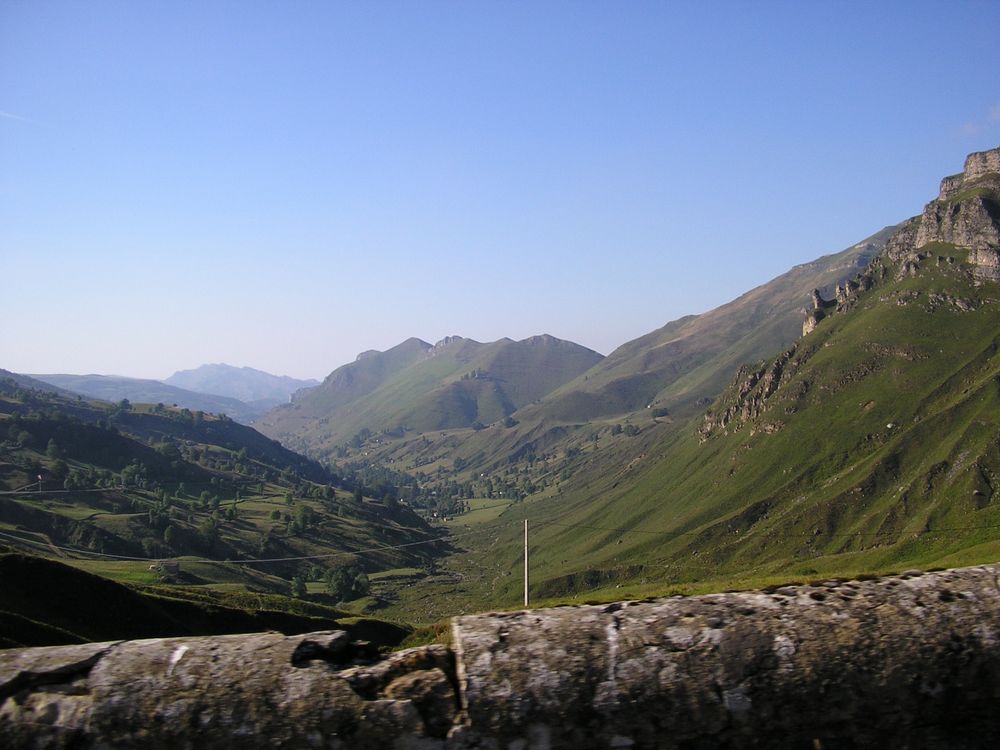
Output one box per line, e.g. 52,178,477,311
258,334,603,455
382,149,1000,619
311,227,899,505
333,147,1000,626
0,377,447,641
535,226,895,423
0,552,408,649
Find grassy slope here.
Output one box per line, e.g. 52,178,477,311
260,335,603,454
436,245,1000,609
535,225,896,423
363,230,999,624
330,228,897,489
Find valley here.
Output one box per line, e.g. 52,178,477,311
3,147,999,644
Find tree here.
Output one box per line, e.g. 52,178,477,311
46,438,61,459
198,518,219,551
325,564,370,602
353,570,370,598
294,504,313,533
291,575,307,598
51,459,69,480
63,470,84,490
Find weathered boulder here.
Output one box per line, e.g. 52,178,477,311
4,564,1000,748
453,565,1000,748
0,630,456,748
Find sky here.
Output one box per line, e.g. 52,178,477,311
2,1,999,381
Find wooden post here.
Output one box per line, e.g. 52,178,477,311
523,519,528,608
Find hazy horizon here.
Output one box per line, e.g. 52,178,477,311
3,2,1000,381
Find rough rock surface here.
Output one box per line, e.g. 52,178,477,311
939,147,1000,200
4,564,1000,748
699,343,803,439
912,146,1000,279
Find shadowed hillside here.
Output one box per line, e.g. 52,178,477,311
30,374,265,424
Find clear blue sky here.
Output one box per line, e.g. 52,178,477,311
2,1,999,380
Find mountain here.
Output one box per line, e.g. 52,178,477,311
28,374,264,424
164,364,319,410
533,225,895,423
439,146,1000,607
257,334,604,456
316,225,898,499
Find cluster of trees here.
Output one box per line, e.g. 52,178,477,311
609,423,641,436
324,563,370,602
288,562,371,603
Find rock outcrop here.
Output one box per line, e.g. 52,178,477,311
938,147,1000,200
804,146,1000,336
699,343,801,439
5,564,1000,748
913,147,1000,280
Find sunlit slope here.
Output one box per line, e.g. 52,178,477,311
465,240,999,603
343,228,897,482
535,225,896,423
259,334,603,455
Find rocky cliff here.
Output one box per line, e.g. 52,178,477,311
710,147,1000,440
4,564,1000,748
912,146,1000,280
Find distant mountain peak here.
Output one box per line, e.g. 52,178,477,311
163,364,318,408
433,335,469,349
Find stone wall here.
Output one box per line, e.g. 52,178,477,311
4,564,1000,748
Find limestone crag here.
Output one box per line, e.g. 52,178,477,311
915,195,1000,255
699,342,806,439
804,147,1000,338
938,147,1000,200
4,564,1000,748
914,147,1000,279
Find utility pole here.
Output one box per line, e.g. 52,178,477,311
523,519,529,608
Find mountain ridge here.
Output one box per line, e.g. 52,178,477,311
29,373,264,424
257,334,604,453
